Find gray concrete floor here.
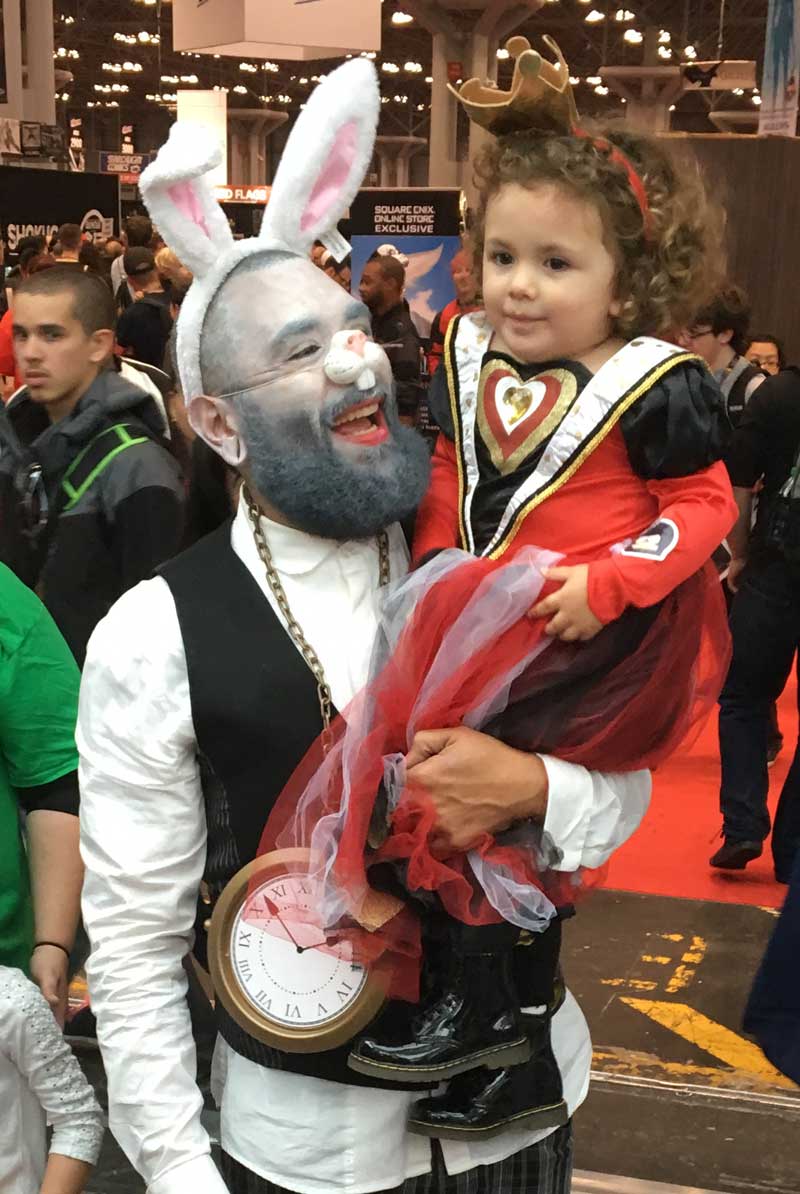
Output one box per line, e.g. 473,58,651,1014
75,889,799,1193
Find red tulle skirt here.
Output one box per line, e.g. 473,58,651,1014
252,547,730,1001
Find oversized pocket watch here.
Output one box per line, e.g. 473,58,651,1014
208,848,387,1053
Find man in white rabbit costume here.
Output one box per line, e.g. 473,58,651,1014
78,62,649,1194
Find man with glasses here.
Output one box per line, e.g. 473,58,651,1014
746,333,786,378
680,284,766,428
0,267,184,665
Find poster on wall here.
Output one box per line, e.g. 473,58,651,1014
760,0,800,135
0,0,7,105
21,122,42,156
0,117,21,155
0,166,119,253
349,189,464,341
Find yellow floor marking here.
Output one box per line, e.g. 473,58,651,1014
666,964,696,993
592,1046,800,1096
601,978,657,990
640,955,671,964
621,998,795,1088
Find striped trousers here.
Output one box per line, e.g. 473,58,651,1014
221,1123,573,1194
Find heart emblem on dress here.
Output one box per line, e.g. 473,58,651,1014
477,362,575,476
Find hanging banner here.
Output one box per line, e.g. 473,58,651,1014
173,0,380,60
350,189,464,342
760,0,800,135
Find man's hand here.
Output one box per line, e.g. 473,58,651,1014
30,944,69,1027
404,726,549,855
727,556,748,593
528,564,604,642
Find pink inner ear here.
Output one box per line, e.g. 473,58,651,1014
167,181,210,238
300,120,358,233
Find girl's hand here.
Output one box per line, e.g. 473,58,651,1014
528,564,604,642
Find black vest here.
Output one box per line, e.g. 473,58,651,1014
160,522,562,1087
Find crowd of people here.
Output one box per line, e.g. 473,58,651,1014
0,49,799,1194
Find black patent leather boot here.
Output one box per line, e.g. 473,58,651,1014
407,1012,568,1139
348,922,529,1083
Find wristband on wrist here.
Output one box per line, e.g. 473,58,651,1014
33,941,71,958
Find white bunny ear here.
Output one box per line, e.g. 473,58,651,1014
261,59,379,254
139,122,235,278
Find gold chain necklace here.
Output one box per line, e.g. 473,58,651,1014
243,484,391,749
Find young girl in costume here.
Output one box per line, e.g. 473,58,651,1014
261,36,736,1140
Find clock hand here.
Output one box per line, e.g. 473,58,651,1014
262,895,307,953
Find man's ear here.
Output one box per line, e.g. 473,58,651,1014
90,329,116,365
188,394,246,466
719,328,734,346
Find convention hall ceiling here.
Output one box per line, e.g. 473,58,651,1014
53,0,769,142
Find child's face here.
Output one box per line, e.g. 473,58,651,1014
482,181,622,366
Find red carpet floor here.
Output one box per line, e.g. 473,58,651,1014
605,676,796,910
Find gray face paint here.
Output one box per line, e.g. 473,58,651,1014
201,253,430,540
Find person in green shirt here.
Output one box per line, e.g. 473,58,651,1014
0,562,82,1024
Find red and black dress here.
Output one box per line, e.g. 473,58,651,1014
259,314,737,995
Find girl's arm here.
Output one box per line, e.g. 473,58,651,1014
40,1155,94,1194
412,432,462,562
586,460,738,623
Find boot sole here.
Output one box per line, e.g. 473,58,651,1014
407,1098,570,1140
347,1037,531,1083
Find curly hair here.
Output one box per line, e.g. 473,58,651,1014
472,125,726,340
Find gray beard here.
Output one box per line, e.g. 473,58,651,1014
233,395,431,541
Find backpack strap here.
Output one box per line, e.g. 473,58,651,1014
61,423,149,511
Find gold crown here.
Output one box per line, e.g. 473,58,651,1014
449,35,579,137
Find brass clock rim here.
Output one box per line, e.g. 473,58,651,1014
208,848,387,1054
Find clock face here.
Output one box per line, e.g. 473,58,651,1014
230,869,369,1028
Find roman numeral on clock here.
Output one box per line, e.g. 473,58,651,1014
256,991,272,1011
317,1003,328,1017
286,1003,301,1019
336,981,353,1001
238,931,251,948
239,959,252,980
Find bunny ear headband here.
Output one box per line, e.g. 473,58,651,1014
139,58,380,403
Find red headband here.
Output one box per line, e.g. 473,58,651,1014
572,126,654,244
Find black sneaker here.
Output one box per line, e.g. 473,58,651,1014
709,839,763,870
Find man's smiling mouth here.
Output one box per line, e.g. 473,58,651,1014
330,397,388,445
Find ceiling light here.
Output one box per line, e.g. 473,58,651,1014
233,84,247,94
683,45,697,60
594,84,609,95
425,75,433,84
624,29,642,44
586,75,602,85
658,46,672,59
753,95,762,105
393,94,408,103
669,103,676,111
569,75,580,85
240,62,257,73
497,47,510,59
264,61,279,73
585,9,605,21
381,62,400,73
659,30,671,43
404,61,422,73
615,8,634,19
360,51,377,60
392,10,413,24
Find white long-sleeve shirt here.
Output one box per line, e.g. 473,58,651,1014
78,497,651,1194
0,968,104,1194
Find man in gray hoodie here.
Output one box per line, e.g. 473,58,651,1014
0,267,184,665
